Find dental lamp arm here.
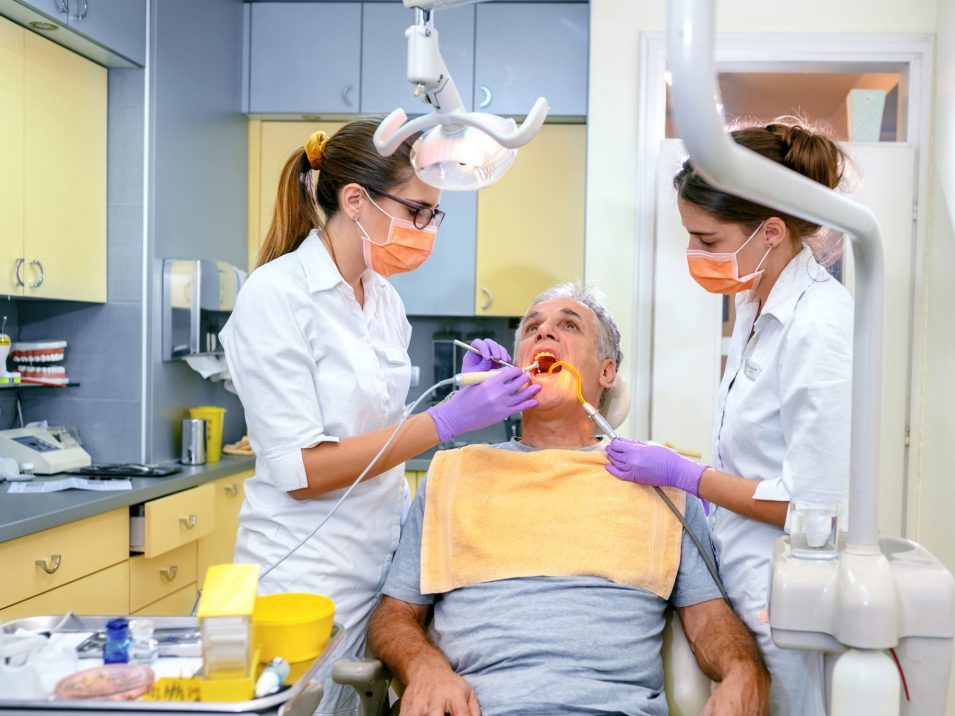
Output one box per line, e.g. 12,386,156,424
668,0,884,549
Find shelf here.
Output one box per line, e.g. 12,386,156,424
0,382,80,390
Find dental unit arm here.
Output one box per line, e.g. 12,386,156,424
668,1,954,713
373,0,549,189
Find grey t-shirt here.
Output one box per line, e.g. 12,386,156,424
381,440,722,716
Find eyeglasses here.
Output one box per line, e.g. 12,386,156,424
373,189,446,229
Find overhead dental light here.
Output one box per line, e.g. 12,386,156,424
373,0,549,190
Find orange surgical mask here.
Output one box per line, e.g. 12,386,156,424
356,190,437,277
685,221,771,294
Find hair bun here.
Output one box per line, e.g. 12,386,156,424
304,130,330,170
767,121,844,190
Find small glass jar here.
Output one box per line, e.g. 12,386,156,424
788,501,840,559
103,618,131,664
128,619,158,665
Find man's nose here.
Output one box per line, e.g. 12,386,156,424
534,322,558,342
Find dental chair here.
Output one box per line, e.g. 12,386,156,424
332,379,716,715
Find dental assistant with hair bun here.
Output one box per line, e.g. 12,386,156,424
219,118,538,715
605,121,853,716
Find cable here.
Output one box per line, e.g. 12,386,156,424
548,359,731,605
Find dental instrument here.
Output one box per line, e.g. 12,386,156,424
373,2,549,189
453,338,517,369
668,0,953,712
546,359,730,604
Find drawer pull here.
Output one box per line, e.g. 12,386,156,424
480,287,493,310
160,565,178,582
179,514,198,530
224,483,239,497
36,554,62,574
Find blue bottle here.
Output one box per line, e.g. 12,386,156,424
103,618,131,664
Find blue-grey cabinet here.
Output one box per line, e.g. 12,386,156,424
66,0,146,66
387,191,476,316
19,1,67,22
360,4,475,115
474,3,588,117
249,3,361,114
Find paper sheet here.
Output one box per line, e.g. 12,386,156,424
7,478,133,493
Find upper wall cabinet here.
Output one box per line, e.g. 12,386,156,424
249,3,361,114
13,0,146,66
473,3,588,117
360,4,475,115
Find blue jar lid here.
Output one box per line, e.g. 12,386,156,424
106,617,129,635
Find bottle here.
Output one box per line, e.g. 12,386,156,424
103,618,131,664
128,619,158,665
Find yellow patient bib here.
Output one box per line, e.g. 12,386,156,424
421,444,686,599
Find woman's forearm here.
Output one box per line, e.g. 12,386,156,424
289,412,440,499
697,468,788,528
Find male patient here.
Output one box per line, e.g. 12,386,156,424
368,283,770,716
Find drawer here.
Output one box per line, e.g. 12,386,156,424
0,562,129,621
132,583,197,617
141,483,215,558
0,509,128,608
197,473,249,586
130,542,197,613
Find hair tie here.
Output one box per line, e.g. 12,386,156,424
304,130,330,170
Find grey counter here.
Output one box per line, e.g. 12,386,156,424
0,456,255,544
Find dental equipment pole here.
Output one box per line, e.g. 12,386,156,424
668,2,953,714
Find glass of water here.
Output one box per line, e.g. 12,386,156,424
788,501,840,559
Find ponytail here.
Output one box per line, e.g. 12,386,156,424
256,149,319,269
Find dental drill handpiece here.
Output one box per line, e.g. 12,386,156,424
453,362,538,386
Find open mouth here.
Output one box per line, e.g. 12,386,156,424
531,351,562,375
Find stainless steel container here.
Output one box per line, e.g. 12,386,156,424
180,418,207,465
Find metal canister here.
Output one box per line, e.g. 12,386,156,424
180,418,207,465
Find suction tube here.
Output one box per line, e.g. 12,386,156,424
667,0,884,549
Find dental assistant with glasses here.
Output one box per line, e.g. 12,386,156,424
219,117,538,715
606,121,852,716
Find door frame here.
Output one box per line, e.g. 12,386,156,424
633,32,933,538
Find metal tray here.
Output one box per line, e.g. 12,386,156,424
0,614,345,715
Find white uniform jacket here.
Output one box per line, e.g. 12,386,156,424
219,231,411,714
711,245,853,715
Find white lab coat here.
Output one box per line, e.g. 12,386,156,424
219,232,412,715
710,246,852,716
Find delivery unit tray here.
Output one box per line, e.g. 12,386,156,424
0,614,345,714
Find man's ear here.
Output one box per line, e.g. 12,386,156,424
340,183,365,219
598,359,616,390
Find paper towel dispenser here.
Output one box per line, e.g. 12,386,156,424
162,259,246,361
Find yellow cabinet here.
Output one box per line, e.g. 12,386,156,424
475,124,586,316
0,509,128,608
131,583,198,617
130,542,198,613
248,119,346,273
0,20,106,302
1,562,130,621
405,470,422,498
142,483,216,559
0,18,24,297
197,472,250,586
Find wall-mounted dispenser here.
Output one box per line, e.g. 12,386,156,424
162,259,246,361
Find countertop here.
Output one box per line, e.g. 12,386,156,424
0,455,255,544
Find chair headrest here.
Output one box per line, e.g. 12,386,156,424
599,376,630,431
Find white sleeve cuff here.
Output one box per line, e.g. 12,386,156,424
753,477,791,502
265,435,340,492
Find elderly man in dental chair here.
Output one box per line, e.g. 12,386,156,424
365,283,770,716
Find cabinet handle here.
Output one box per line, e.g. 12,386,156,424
224,483,239,497
478,85,492,109
160,565,178,582
480,287,493,310
341,84,354,108
179,514,198,530
15,259,24,287
68,0,88,21
36,554,62,574
29,260,44,289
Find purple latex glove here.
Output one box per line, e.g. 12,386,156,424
461,338,512,373
428,366,540,441
605,438,707,497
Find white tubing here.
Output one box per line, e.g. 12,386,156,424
666,0,884,549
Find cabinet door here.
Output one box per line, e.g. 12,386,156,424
0,562,129,621
249,3,360,114
387,190,476,316
475,124,585,316
474,4,588,117
132,583,197,617
249,120,347,267
67,0,146,66
361,4,475,115
197,474,249,587
23,32,106,302
0,17,24,296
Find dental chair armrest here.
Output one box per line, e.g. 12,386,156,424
332,658,392,716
